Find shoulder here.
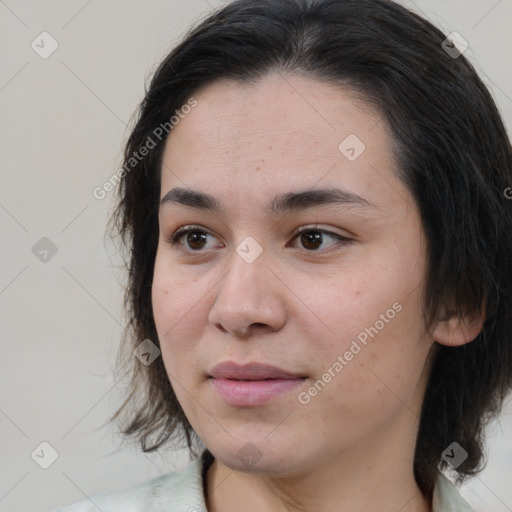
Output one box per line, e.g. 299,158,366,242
432,472,475,512
54,456,207,512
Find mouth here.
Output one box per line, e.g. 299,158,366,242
208,361,307,380
208,361,307,407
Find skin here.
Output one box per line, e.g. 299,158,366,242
152,72,482,512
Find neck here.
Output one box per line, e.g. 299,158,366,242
204,424,432,512
206,465,431,512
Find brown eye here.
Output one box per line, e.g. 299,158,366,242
167,227,218,251
184,230,209,250
166,225,350,254
291,228,350,252
299,230,323,250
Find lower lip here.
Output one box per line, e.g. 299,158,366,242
210,377,305,406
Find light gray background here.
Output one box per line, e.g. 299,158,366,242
1,1,511,511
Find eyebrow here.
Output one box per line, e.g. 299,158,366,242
159,186,376,216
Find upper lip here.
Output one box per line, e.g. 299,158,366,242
209,361,305,380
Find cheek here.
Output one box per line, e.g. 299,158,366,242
151,278,199,404
305,263,428,401
329,300,428,415
297,264,393,350
151,270,174,335
152,250,202,330
152,255,195,359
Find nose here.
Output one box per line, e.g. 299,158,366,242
208,247,287,338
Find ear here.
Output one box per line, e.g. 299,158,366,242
433,304,486,347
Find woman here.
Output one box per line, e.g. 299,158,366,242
56,0,512,510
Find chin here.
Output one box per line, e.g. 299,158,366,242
205,436,310,476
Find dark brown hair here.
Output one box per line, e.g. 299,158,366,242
107,0,512,499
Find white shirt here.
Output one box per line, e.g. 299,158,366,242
55,450,475,511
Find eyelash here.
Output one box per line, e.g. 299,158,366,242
165,224,351,254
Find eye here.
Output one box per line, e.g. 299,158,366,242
289,226,351,252
166,226,220,252
165,225,351,253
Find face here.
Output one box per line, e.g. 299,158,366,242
152,72,434,476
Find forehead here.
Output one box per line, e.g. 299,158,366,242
168,73,382,148
160,73,404,211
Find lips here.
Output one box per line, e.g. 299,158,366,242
209,361,305,380
208,361,306,406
